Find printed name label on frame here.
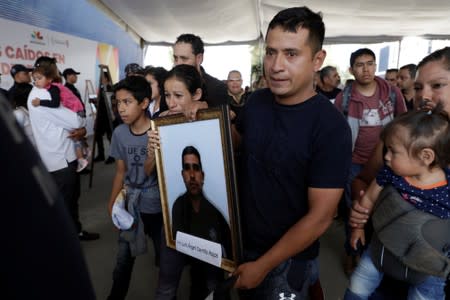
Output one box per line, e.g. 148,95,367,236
175,231,222,267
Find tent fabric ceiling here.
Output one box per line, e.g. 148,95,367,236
100,0,450,44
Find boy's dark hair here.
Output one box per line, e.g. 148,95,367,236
267,6,325,54
399,64,417,79
418,47,450,71
350,48,376,67
320,65,337,82
381,104,450,169
165,64,202,96
113,76,151,103
182,145,202,170
175,34,204,55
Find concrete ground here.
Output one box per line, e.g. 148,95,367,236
78,153,348,300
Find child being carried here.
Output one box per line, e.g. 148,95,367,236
31,60,90,172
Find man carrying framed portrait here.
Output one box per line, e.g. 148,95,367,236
231,6,352,300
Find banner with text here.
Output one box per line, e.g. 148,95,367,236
0,18,121,135
0,18,94,97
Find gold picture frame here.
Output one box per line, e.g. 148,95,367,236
151,107,242,272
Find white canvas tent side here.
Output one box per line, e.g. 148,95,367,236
94,0,450,45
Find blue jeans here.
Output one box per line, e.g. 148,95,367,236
155,229,227,300
344,248,445,300
240,250,319,300
107,212,163,300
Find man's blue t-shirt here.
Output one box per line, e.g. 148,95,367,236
236,88,352,259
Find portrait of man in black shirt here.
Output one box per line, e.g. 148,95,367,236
171,145,232,259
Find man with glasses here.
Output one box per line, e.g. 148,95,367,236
226,70,250,118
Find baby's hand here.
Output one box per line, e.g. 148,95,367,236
32,98,41,107
351,228,365,250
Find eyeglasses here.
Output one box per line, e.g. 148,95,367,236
182,163,201,171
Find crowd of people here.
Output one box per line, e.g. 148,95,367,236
3,4,450,300
6,56,100,242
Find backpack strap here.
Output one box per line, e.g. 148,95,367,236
341,83,352,117
342,82,398,116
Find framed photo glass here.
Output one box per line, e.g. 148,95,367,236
152,107,242,272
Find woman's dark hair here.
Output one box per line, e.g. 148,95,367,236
417,47,450,71
144,66,168,112
165,64,202,96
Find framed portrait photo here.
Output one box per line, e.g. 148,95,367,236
152,107,242,272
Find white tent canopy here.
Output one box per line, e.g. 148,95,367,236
99,0,450,45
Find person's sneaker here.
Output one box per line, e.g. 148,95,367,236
76,158,89,172
104,156,115,164
78,230,100,241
